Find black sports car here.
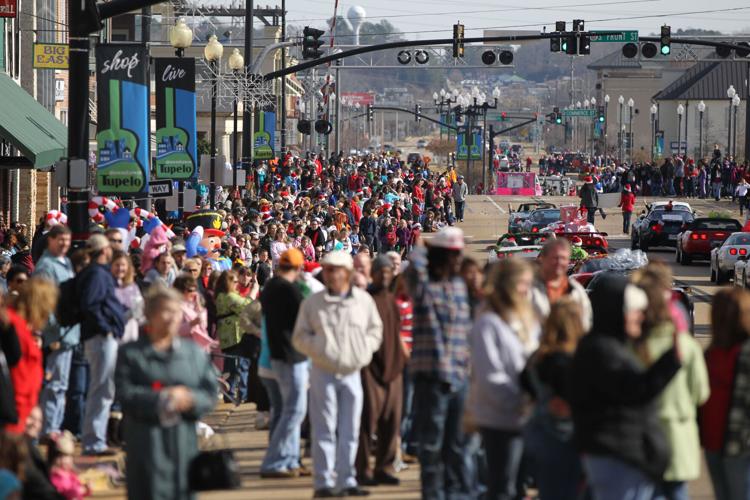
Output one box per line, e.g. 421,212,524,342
631,207,695,251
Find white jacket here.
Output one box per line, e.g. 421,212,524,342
530,277,593,332
292,286,383,375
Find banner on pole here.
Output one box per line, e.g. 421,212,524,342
95,44,150,195
154,57,198,180
253,111,276,160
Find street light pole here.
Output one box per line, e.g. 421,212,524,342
728,85,736,157
604,94,610,155
677,103,685,159
590,96,596,160
733,94,741,158
618,95,624,164
697,100,705,159
627,98,634,163
650,103,658,162
205,35,224,210
170,18,193,218
229,48,244,191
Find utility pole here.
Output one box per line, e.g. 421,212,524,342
280,0,287,157
140,5,151,211
242,0,254,191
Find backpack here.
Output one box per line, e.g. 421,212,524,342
56,276,82,327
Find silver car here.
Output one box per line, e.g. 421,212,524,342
711,232,750,284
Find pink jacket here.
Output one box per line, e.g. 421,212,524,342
179,301,214,352
50,467,90,500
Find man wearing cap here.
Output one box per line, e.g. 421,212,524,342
579,176,599,224
260,248,308,478
292,251,383,498
171,241,188,271
619,184,636,234
404,227,473,498
77,233,125,455
452,175,469,223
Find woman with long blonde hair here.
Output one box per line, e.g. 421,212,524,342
5,277,58,433
523,297,586,500
468,258,540,499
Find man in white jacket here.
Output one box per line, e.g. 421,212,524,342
292,251,383,498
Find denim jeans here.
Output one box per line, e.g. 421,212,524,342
623,211,632,234
260,376,283,438
480,428,524,500
583,454,655,500
455,201,466,221
261,360,308,473
523,418,583,500
705,451,750,500
223,345,250,403
413,377,471,500
713,182,723,201
82,334,118,453
653,480,689,500
40,348,73,436
309,366,363,491
62,345,89,438
401,366,417,455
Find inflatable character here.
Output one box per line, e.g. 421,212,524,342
185,210,232,271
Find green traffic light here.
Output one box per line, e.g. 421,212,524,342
598,116,605,122
561,41,567,52
555,118,562,124
661,45,671,55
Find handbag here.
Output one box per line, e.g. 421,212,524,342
188,448,241,491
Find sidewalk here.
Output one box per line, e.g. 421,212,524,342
90,402,422,499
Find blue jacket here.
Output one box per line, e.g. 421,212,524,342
33,251,80,348
78,263,125,341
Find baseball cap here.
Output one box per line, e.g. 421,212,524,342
427,226,465,251
279,248,305,268
321,250,354,270
86,233,110,252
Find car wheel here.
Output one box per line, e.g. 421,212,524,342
631,234,638,250
710,263,717,283
640,240,649,252
675,246,681,263
682,251,692,265
717,268,727,285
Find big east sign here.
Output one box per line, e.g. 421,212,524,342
33,44,69,70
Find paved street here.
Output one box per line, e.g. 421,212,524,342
86,193,729,499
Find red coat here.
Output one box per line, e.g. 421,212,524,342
619,191,636,213
4,308,42,434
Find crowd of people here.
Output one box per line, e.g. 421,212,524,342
0,150,747,500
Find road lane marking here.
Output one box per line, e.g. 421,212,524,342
485,196,506,214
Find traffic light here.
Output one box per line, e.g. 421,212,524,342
597,106,605,123
554,107,562,124
453,22,465,58
550,36,561,53
564,34,578,55
500,112,508,122
660,25,671,55
367,104,374,122
415,104,422,122
578,35,591,55
302,27,325,60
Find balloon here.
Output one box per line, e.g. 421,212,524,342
104,207,131,229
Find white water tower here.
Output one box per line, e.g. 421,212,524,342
347,6,367,46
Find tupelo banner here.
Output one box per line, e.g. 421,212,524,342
95,44,150,195
155,57,198,181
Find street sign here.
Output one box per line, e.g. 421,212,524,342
562,108,596,118
149,180,174,198
0,0,16,18
33,43,69,69
591,31,639,43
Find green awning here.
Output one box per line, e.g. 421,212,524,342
0,72,67,168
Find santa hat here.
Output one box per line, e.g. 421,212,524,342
571,236,583,247
584,176,593,183
624,184,631,192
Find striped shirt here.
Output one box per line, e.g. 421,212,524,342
405,247,471,388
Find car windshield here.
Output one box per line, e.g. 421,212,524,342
652,204,691,213
692,219,740,231
532,210,561,221
650,211,693,223
726,233,750,245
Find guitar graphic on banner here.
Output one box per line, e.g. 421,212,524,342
155,87,193,179
254,112,273,160
96,79,143,192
